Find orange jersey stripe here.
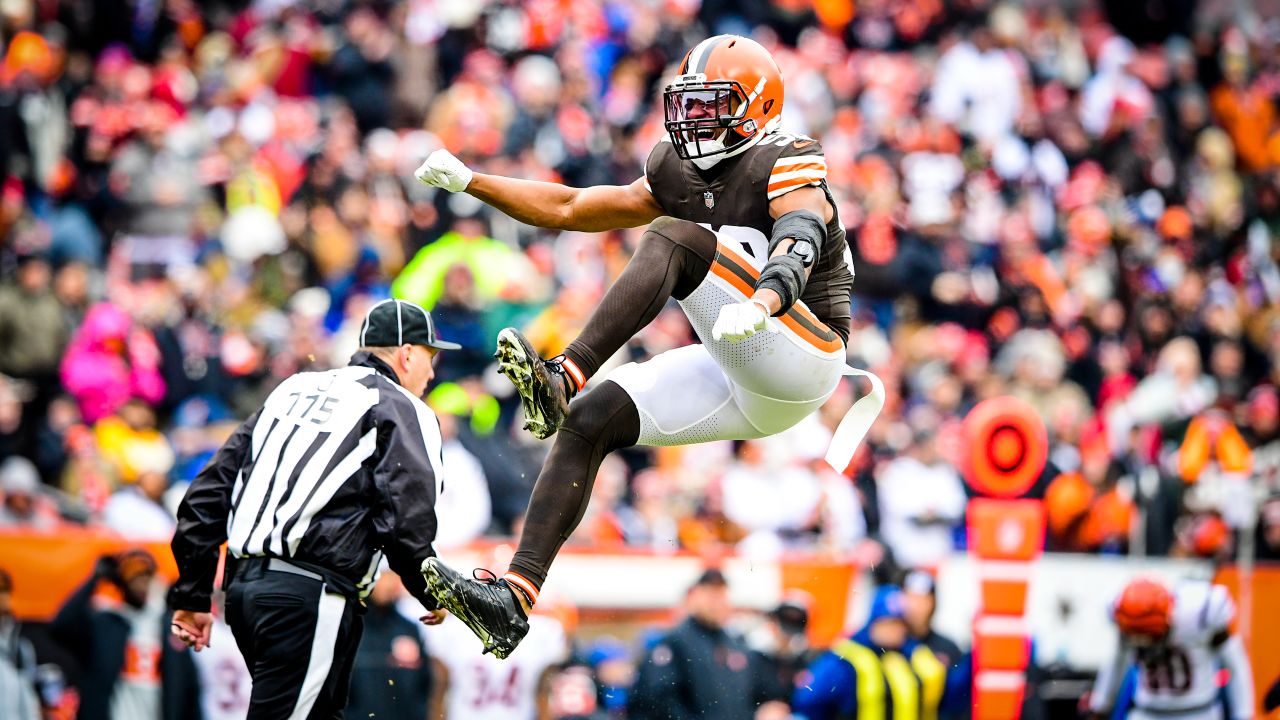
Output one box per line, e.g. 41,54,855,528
767,175,824,194
770,162,826,176
783,315,842,353
710,261,755,296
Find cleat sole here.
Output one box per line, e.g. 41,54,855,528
422,559,513,659
495,329,554,439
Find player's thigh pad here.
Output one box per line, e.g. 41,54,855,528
605,344,764,446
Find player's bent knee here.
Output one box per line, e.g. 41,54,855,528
561,381,641,452
645,216,717,257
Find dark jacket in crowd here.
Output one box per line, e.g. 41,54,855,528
0,283,67,382
344,603,433,720
50,575,201,720
629,617,773,720
920,629,963,672
920,630,967,720
751,645,822,708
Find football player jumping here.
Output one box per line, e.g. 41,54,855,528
1088,578,1255,720
414,35,882,658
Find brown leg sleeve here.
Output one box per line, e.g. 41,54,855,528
507,380,640,589
562,217,715,381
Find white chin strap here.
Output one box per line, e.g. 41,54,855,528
691,142,728,170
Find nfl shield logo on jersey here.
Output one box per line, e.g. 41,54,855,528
703,191,715,209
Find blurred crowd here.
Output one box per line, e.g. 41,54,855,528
0,0,1277,671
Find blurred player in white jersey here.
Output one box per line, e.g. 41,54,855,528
1088,578,1254,720
427,594,571,720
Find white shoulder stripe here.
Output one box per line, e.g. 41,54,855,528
773,155,827,169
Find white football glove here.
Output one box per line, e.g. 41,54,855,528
712,300,773,342
414,148,473,193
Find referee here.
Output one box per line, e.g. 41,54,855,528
167,298,460,719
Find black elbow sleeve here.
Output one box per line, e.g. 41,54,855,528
755,209,826,314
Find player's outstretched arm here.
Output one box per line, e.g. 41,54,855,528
415,149,662,232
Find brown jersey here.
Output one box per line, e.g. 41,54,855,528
642,133,854,344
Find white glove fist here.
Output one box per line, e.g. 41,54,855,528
712,300,772,342
414,148,473,193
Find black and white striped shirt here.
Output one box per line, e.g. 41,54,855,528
169,352,444,611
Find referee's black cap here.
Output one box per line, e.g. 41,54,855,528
360,299,461,351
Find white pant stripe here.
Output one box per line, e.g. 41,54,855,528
289,591,346,719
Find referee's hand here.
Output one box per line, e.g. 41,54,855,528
171,609,213,652
419,609,448,626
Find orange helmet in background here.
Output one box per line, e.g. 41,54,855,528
1045,472,1094,536
1113,578,1174,640
664,35,784,169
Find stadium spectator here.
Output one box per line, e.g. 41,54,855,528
792,585,953,720
51,549,201,720
630,568,785,720
0,567,41,720
902,570,963,672
59,304,165,425
392,216,540,311
721,438,825,558
614,468,682,551
0,374,30,459
101,468,176,541
0,250,68,434
346,571,434,720
1243,385,1279,491
748,595,818,707
876,416,967,569
0,456,60,529
107,99,207,281
93,398,175,487
548,664,612,720
585,637,636,717
430,408,493,548
328,9,397,135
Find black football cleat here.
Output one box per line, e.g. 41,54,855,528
422,557,530,659
494,327,571,439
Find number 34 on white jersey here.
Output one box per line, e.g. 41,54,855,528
428,614,570,720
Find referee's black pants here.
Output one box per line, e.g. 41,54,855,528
225,559,364,719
